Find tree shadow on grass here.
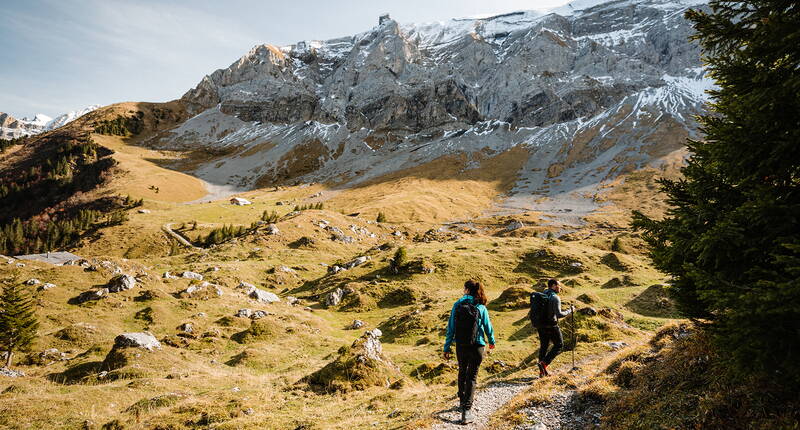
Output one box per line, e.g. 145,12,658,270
46,361,103,385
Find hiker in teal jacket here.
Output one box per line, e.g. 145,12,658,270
443,280,496,424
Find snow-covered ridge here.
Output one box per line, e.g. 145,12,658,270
0,105,100,139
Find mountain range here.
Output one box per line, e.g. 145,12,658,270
0,105,100,139
136,0,712,224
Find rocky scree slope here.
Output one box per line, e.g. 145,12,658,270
154,0,711,215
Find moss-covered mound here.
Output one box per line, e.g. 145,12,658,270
53,323,100,346
225,348,278,372
515,249,585,277
600,252,630,272
490,285,531,310
377,308,440,342
305,330,402,393
379,285,426,307
231,318,281,344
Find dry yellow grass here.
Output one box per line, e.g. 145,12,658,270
92,134,208,203
330,146,531,223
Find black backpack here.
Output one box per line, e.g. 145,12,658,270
454,299,480,346
529,289,554,328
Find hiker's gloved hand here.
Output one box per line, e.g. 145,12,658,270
443,350,452,360
488,344,495,350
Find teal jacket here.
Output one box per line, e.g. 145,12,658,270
444,295,496,352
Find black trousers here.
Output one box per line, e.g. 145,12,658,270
456,344,485,410
537,326,564,365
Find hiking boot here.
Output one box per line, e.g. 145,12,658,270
461,408,474,424
538,362,550,377
537,361,550,377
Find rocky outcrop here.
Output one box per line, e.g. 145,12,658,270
107,274,136,293
305,329,402,392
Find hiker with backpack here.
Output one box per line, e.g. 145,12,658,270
443,279,496,425
529,279,573,377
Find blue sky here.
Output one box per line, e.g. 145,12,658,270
1,0,569,118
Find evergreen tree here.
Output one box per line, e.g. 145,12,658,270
633,1,800,383
0,283,39,368
376,212,387,223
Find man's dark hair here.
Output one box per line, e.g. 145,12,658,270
547,279,558,288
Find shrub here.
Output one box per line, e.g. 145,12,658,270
390,247,408,274
376,212,387,223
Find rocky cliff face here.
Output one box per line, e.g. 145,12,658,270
158,0,711,216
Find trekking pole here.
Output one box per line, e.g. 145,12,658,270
571,304,578,371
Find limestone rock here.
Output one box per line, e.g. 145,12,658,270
74,288,108,304
248,287,280,303
107,274,136,293
181,271,204,281
349,319,366,330
24,279,41,286
236,309,253,318
325,288,344,307
113,332,161,351
505,220,525,231
38,283,56,291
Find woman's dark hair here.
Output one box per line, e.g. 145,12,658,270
464,279,488,305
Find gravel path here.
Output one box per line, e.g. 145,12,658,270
514,391,602,430
431,380,531,430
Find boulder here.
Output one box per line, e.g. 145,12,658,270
137,209,151,214
74,288,108,304
345,256,369,269
113,332,161,351
24,279,41,286
248,287,280,303
349,319,366,330
325,288,344,307
266,224,280,235
177,323,194,334
605,341,628,351
238,281,256,290
505,220,525,231
38,283,56,291
181,271,204,281
251,310,271,320
327,265,345,274
578,306,598,316
236,308,253,318
286,296,299,306
163,272,179,280
107,274,136,293
276,265,295,273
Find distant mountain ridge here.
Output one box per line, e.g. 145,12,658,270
152,0,710,220
0,105,100,139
